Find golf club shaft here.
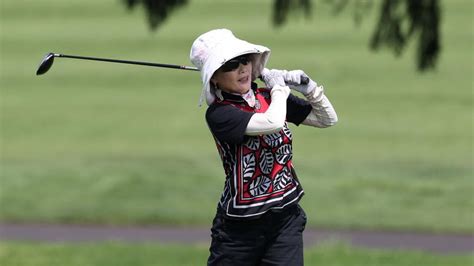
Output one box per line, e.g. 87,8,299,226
54,53,199,71
45,53,309,84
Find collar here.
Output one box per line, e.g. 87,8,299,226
216,82,258,106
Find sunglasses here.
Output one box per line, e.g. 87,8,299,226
220,54,252,72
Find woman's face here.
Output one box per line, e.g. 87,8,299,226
211,54,253,94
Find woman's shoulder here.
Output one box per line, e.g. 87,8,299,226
206,102,252,125
206,102,239,120
207,101,237,113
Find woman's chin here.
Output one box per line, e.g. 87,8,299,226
238,83,252,93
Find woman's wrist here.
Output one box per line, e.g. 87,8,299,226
304,84,325,103
270,84,291,98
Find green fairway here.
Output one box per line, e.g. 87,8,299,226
1,0,473,232
0,241,472,266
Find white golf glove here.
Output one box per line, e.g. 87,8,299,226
283,70,317,96
262,68,317,96
261,68,286,89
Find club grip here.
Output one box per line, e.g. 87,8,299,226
258,75,310,85
286,75,310,86
301,76,309,85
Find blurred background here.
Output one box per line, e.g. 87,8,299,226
1,0,472,265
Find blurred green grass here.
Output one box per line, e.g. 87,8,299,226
1,0,472,232
1,241,472,266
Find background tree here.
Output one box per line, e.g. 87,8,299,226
122,0,441,71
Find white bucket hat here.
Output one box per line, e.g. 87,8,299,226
190,29,270,106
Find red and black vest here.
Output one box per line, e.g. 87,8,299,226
211,88,304,219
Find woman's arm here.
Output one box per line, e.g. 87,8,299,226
245,84,291,135
281,69,338,128
300,82,338,128
246,69,291,135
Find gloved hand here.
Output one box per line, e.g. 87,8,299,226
283,70,317,96
260,68,286,89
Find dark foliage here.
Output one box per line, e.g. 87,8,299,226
273,0,312,26
122,0,441,71
123,0,188,30
370,0,441,70
327,0,440,71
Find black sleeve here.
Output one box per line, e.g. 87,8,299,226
286,93,312,125
206,104,254,144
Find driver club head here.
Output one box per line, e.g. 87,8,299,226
36,53,55,75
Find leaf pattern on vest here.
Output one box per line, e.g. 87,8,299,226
244,137,260,151
283,123,292,140
259,148,274,175
249,176,272,196
263,132,283,147
273,167,291,191
242,153,256,183
275,144,292,164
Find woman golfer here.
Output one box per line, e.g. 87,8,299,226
190,29,338,266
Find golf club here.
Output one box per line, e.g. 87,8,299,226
35,52,309,84
36,52,199,76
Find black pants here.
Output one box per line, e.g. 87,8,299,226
207,204,307,266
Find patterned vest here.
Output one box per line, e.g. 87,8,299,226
213,88,304,219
